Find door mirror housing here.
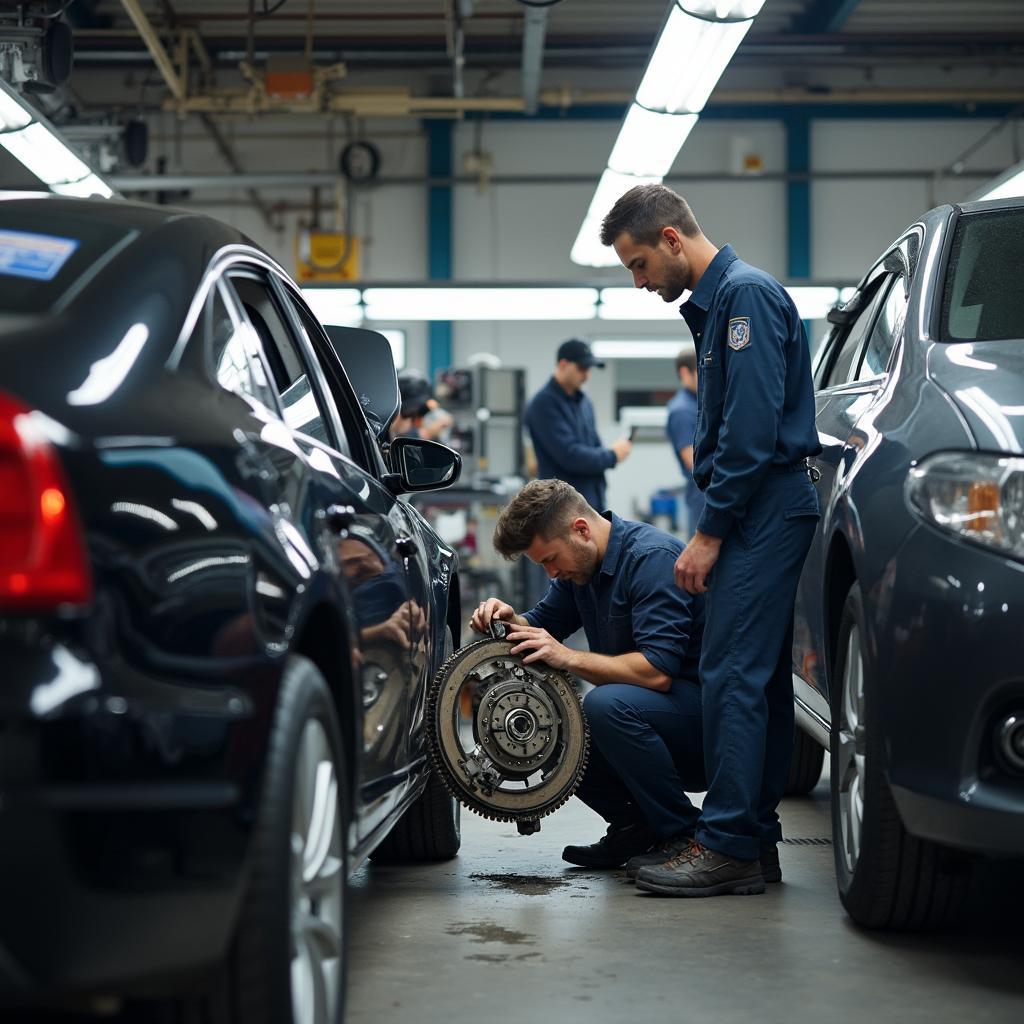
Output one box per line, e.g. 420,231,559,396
321,325,399,438
385,435,462,494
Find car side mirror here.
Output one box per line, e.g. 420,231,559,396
321,325,400,439
826,302,857,325
385,435,462,494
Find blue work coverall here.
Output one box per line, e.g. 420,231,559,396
681,244,821,861
523,513,706,839
525,377,616,511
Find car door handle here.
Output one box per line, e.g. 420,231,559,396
396,535,417,558
325,504,356,533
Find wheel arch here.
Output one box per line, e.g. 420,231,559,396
292,601,359,806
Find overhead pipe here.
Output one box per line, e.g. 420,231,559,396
521,5,549,116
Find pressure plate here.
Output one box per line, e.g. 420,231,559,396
427,622,589,834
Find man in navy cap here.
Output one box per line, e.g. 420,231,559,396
524,338,632,511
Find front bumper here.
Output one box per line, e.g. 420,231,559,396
871,522,1024,855
0,630,276,998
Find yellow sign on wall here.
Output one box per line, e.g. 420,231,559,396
295,230,360,282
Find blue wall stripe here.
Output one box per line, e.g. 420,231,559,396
426,119,453,376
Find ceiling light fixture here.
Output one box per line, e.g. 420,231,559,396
970,160,1024,202
592,340,684,360
361,287,599,321
0,79,115,199
571,0,766,267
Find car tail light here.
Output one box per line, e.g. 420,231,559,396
0,391,92,607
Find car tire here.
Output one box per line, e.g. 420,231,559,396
785,726,825,796
370,627,461,864
194,655,350,1024
831,583,968,930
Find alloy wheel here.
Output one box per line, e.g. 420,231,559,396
837,625,866,875
290,719,344,1024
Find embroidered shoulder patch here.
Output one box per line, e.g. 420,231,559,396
728,316,751,351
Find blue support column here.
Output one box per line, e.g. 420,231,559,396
426,119,453,377
784,111,813,340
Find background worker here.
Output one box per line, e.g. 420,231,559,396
600,182,820,898
666,349,704,536
524,338,632,511
389,368,453,442
469,479,707,873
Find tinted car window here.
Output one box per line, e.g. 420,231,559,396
229,272,333,447
857,276,908,380
823,276,892,388
941,208,1024,342
0,209,133,314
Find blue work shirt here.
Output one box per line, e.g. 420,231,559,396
523,513,703,687
525,376,615,511
680,245,821,539
665,386,705,532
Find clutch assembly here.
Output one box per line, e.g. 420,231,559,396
427,621,590,834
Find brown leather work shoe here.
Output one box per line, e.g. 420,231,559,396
625,834,695,880
634,841,765,897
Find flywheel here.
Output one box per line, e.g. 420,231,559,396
426,622,589,834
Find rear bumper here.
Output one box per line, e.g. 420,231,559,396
873,523,1024,855
0,633,277,998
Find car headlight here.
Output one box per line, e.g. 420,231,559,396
906,452,1024,560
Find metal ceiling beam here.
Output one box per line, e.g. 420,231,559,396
794,0,863,35
521,5,549,117
117,0,185,99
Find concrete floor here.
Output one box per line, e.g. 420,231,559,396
348,774,1024,1024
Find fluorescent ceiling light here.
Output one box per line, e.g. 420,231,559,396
788,286,841,320
593,339,683,359
301,287,363,326
599,287,686,321
571,2,764,267
637,7,754,115
376,328,406,370
0,79,115,198
572,168,660,268
970,160,1024,202
608,106,699,178
362,287,599,321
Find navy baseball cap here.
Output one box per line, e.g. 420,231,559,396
557,338,605,369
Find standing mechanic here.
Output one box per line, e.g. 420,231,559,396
524,338,632,512
666,348,704,536
470,479,710,874
600,183,820,898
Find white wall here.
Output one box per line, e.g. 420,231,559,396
76,106,1015,520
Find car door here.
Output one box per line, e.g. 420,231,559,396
223,265,420,840
794,263,907,709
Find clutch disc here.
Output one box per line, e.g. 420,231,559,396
426,625,589,833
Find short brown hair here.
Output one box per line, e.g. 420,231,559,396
599,183,701,248
493,479,593,560
676,349,697,374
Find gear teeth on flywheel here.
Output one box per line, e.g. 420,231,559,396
426,634,590,824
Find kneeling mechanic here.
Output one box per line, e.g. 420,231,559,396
471,480,776,889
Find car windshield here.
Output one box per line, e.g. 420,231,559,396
940,207,1024,343
0,206,134,315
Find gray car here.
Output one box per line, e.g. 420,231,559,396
788,196,1024,929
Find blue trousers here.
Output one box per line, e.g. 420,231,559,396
576,680,706,839
696,468,819,861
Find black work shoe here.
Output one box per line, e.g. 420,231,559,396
562,822,656,868
760,843,782,884
634,841,765,897
625,834,695,880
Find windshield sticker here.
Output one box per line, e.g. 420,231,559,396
0,229,79,281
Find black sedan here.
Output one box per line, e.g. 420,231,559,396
789,196,1024,929
0,195,463,1021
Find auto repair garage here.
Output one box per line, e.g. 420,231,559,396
2,1,1023,1022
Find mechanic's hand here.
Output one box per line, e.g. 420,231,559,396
506,625,576,671
611,438,633,463
674,531,723,594
471,597,517,634
361,604,413,649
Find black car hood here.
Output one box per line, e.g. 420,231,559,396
927,340,1024,454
